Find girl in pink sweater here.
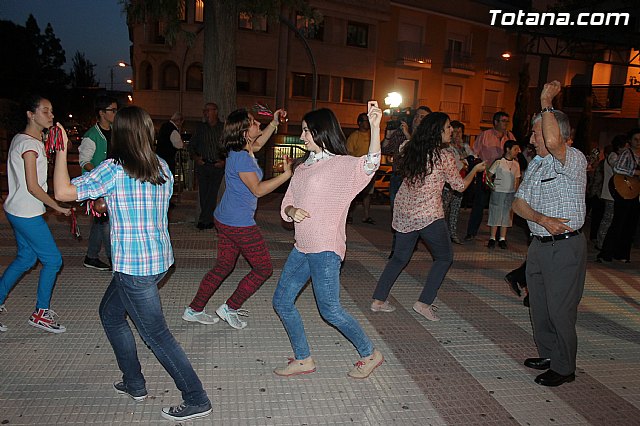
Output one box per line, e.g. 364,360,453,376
272,104,384,379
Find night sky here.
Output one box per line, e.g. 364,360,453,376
0,0,132,90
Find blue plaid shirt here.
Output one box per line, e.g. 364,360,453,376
516,147,587,237
72,158,174,276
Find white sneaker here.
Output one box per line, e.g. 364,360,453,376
216,303,248,329
0,304,6,331
182,307,219,325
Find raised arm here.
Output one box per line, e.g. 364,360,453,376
540,81,567,164
252,109,287,152
53,124,80,202
240,156,292,198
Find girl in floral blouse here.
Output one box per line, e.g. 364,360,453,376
371,112,485,321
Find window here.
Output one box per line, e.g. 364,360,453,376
239,12,267,32
139,61,153,90
178,0,186,21
195,0,204,22
347,21,368,48
186,63,203,91
292,73,314,98
237,67,267,95
161,62,180,90
343,78,365,102
296,14,323,41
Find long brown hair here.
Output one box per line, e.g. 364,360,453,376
109,106,166,185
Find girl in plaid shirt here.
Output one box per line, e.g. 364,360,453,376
53,106,212,422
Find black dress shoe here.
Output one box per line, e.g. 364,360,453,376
504,272,521,296
524,357,551,370
523,294,530,307
534,370,575,387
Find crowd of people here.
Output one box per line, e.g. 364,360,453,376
1,81,637,420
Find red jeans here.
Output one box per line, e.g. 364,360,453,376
189,219,273,311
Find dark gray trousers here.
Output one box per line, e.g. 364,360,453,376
527,233,586,375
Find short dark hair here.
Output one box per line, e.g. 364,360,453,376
450,120,464,133
503,139,517,154
628,127,640,140
611,134,628,152
357,112,368,123
95,95,117,117
493,111,509,126
416,105,432,114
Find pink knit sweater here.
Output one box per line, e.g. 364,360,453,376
281,155,377,259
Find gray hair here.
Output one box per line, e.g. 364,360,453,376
170,111,183,122
531,110,571,141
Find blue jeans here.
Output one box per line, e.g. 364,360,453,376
87,215,111,261
99,272,209,406
272,248,374,360
0,213,62,309
373,219,453,305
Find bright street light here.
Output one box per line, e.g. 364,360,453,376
385,92,403,108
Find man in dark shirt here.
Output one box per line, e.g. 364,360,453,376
189,103,225,230
156,111,184,175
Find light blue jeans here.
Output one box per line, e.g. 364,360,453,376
0,213,62,309
99,272,209,406
272,248,374,360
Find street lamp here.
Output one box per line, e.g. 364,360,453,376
109,61,131,91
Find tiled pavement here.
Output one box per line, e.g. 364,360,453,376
0,192,639,425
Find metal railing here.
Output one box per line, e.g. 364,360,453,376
481,106,500,123
484,58,510,78
444,50,475,71
397,41,432,65
439,101,471,122
268,144,309,179
563,85,625,110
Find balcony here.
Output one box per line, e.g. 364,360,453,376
444,50,475,76
439,101,471,122
396,41,432,69
481,106,500,123
562,85,624,111
484,58,510,81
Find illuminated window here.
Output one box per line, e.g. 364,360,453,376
239,12,267,32
295,13,323,41
178,0,186,21
195,0,204,23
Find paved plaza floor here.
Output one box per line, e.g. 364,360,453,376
0,192,638,425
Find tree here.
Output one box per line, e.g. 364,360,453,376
70,51,99,88
511,62,531,144
123,0,312,116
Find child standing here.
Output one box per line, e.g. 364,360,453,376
487,140,521,249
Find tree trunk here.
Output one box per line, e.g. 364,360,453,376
203,0,237,118
512,62,530,144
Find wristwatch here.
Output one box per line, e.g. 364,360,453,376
541,106,555,113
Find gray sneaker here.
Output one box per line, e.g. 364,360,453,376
161,401,212,421
216,303,248,329
113,381,147,401
182,307,219,325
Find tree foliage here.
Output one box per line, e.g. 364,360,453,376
70,51,99,88
122,0,312,117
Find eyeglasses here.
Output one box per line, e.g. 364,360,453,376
104,108,118,113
